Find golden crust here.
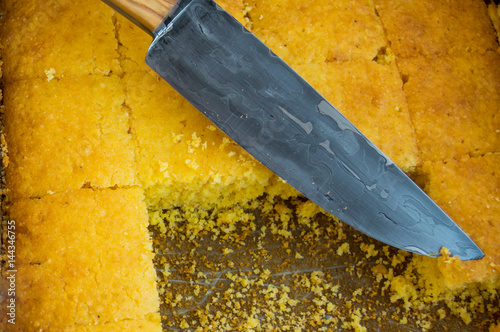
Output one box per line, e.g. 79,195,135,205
374,0,498,57
7,189,160,331
399,52,500,161
4,76,137,199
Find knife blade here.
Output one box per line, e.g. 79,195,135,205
104,0,484,260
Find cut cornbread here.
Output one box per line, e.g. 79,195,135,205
3,75,137,199
0,0,120,83
0,0,499,331
251,0,387,64
246,0,419,170
6,188,160,331
116,0,292,213
124,70,288,210
373,0,498,57
117,0,419,173
420,154,500,287
398,52,500,161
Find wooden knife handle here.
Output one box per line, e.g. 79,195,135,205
104,0,177,33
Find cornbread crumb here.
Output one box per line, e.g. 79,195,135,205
337,242,351,256
44,68,56,81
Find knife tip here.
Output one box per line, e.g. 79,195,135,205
403,242,484,261
441,245,484,261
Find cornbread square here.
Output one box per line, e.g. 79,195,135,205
124,71,277,209
251,0,387,64
399,52,500,161
421,154,500,287
0,0,120,83
292,59,419,171
373,0,498,57
4,75,137,199
9,188,160,330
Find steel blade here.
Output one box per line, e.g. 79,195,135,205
145,0,484,260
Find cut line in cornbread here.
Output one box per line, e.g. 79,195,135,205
4,75,137,199
292,59,419,171
251,0,387,64
374,0,498,57
399,51,500,162
489,3,500,41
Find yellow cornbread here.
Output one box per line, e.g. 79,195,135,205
3,76,137,200
5,189,160,331
251,0,387,64
0,0,121,83
374,0,498,57
0,0,499,331
398,52,500,162
249,0,419,170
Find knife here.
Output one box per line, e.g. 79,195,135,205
104,0,484,260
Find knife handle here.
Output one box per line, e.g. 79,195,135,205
103,0,177,33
